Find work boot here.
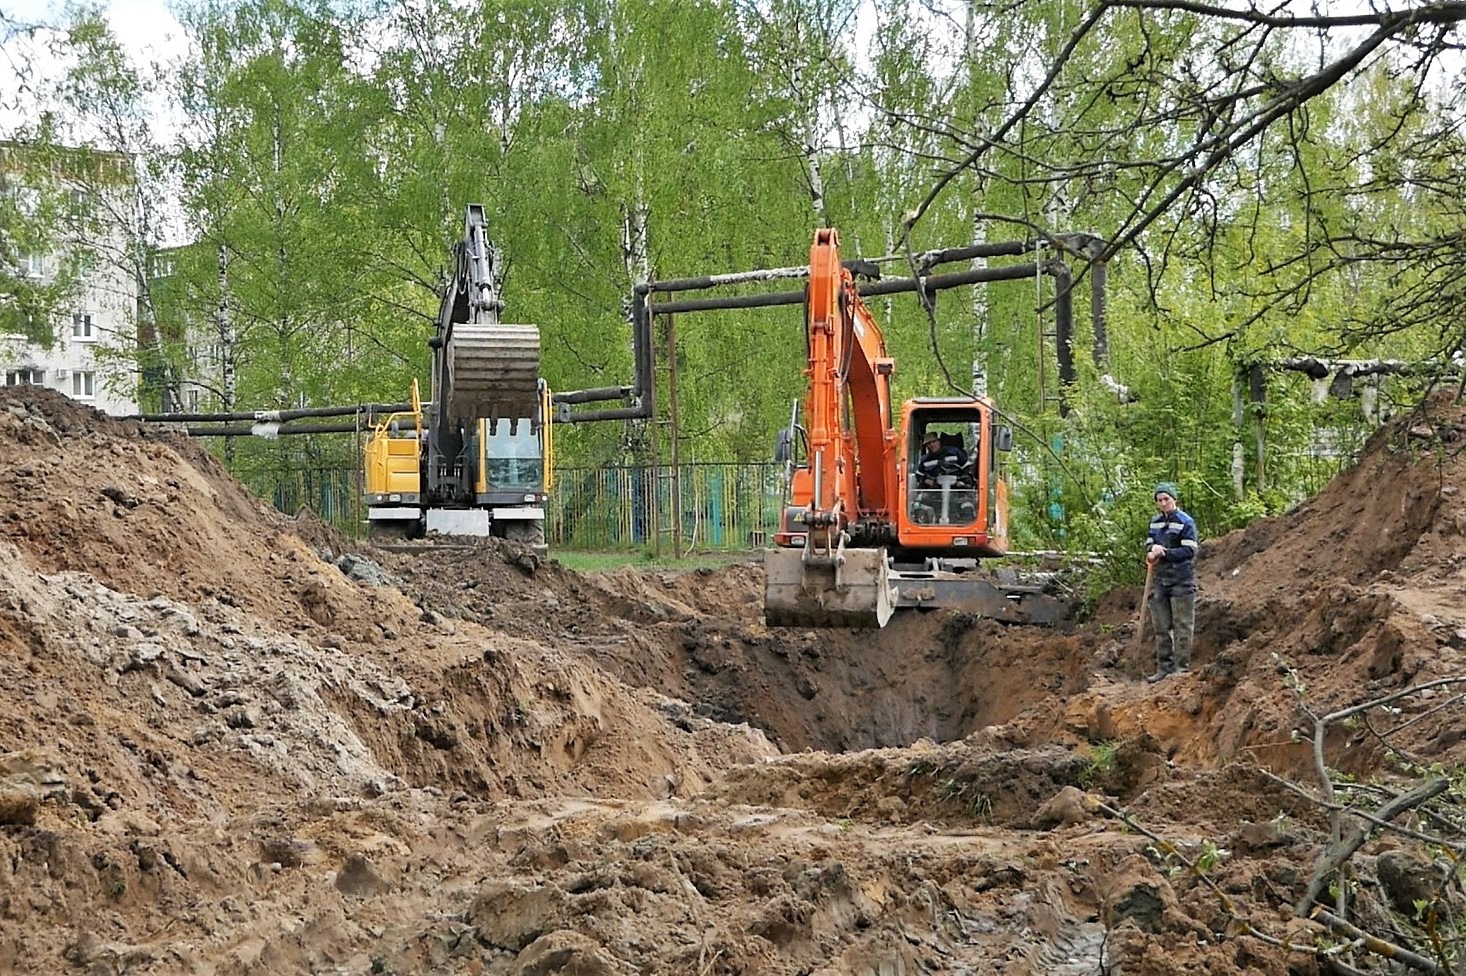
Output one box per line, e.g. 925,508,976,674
1145,670,1171,684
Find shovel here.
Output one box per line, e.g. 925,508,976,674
1132,559,1155,656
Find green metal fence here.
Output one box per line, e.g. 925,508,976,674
228,459,786,551
231,463,363,532
549,463,785,552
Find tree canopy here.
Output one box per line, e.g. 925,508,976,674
4,0,1464,557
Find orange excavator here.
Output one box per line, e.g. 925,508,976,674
764,227,1026,627
634,226,1103,628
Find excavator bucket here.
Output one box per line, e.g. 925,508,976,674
445,323,541,423
764,547,895,629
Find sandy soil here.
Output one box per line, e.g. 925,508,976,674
2,384,1465,975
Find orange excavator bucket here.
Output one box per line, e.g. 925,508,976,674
763,547,895,629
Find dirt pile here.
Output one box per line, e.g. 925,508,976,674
2,384,1465,975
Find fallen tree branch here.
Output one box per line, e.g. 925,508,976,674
1257,770,1466,852
1311,908,1446,975
1296,777,1450,915
1296,675,1466,918
1091,800,1290,950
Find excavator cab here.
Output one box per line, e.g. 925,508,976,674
894,400,1010,558
365,380,427,539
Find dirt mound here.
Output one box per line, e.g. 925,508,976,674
3,384,1466,975
1205,391,1466,596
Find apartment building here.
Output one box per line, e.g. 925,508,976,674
2,148,140,416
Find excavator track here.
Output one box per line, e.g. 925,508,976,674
445,323,541,422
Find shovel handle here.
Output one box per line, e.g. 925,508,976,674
1132,559,1156,655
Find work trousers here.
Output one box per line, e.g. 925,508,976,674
1150,585,1196,674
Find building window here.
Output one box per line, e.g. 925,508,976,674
21,253,46,278
71,371,95,399
71,312,95,340
5,369,45,386
68,188,93,218
186,387,201,411
14,186,39,217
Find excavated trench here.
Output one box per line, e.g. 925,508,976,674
610,574,1427,786
10,386,1466,976
381,543,1114,760
625,608,1101,755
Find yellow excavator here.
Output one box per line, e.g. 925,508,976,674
362,205,555,544
130,205,649,544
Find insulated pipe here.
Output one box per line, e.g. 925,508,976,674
1054,264,1075,389
551,385,634,405
913,232,1106,272
555,405,651,424
126,402,412,423
636,265,815,294
157,421,377,437
644,262,1045,316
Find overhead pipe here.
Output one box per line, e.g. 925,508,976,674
552,385,633,405
639,261,1050,317
546,281,656,425
126,402,412,424
152,421,376,437
145,233,1103,436
632,231,1108,411
912,232,1106,274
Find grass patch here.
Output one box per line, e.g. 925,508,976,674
550,549,756,574
1080,740,1119,787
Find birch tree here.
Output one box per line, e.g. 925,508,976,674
43,9,185,410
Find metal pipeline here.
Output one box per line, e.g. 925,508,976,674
126,402,412,423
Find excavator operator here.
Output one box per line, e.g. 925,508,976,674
918,431,967,482
914,431,976,524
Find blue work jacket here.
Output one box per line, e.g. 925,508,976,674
1147,508,1199,591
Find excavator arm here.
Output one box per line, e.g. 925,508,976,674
764,229,900,628
798,228,898,539
430,205,540,433
424,206,542,510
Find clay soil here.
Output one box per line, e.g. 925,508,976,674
3,385,1466,976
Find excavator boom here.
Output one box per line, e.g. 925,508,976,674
763,229,899,628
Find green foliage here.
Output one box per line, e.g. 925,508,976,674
0,141,86,347
1193,841,1230,874
1080,740,1119,788
7,0,1462,556
936,777,993,821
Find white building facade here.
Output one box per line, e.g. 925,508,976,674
2,160,140,416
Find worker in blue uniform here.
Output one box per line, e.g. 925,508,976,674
1145,482,1199,683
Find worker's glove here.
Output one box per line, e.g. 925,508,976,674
1147,544,1166,562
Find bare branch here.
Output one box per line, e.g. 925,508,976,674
1296,777,1450,915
